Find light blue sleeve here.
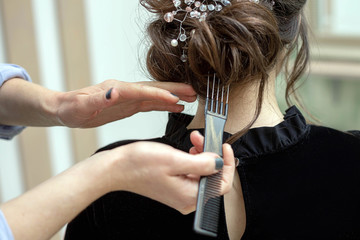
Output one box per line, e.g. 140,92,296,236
0,64,32,140
0,209,14,240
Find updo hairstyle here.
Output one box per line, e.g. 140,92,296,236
140,0,309,141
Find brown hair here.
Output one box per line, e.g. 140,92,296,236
141,0,309,143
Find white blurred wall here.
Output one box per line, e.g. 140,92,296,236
84,0,170,147
0,0,170,202
316,0,360,36
0,1,25,203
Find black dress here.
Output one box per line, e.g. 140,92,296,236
65,106,360,240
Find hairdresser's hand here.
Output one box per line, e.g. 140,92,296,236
56,80,197,128
97,141,234,215
0,140,232,240
189,130,235,188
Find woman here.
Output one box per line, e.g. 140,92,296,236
65,0,360,239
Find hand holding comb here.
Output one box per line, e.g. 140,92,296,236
194,73,229,237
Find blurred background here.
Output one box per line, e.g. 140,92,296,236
0,0,359,239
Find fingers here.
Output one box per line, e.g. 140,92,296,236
170,151,221,176
98,82,178,107
116,82,182,104
179,142,235,196
188,143,235,195
189,131,204,154
138,100,185,113
220,143,235,194
141,81,197,102
83,84,187,118
188,130,235,195
87,81,197,122
189,147,200,155
73,80,197,126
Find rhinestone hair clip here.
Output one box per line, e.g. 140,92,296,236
164,0,231,49
164,0,275,62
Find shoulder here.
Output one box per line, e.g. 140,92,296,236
347,130,360,139
305,125,360,156
309,125,360,142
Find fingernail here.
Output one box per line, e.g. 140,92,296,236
215,157,224,170
171,93,178,97
235,157,240,167
106,88,113,100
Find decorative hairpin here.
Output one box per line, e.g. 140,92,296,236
164,1,231,48
164,0,275,62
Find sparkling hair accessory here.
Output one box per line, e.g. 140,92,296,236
164,0,276,62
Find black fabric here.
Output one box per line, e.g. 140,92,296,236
65,106,360,240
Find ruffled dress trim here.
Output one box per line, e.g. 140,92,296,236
164,106,310,162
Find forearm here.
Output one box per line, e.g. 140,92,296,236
0,152,114,240
0,78,62,126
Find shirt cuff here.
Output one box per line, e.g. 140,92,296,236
0,63,32,87
0,209,14,240
0,125,26,140
0,64,31,140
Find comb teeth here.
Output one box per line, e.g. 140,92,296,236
197,172,222,234
194,73,229,237
206,73,229,116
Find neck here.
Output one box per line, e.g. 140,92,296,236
187,71,284,134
